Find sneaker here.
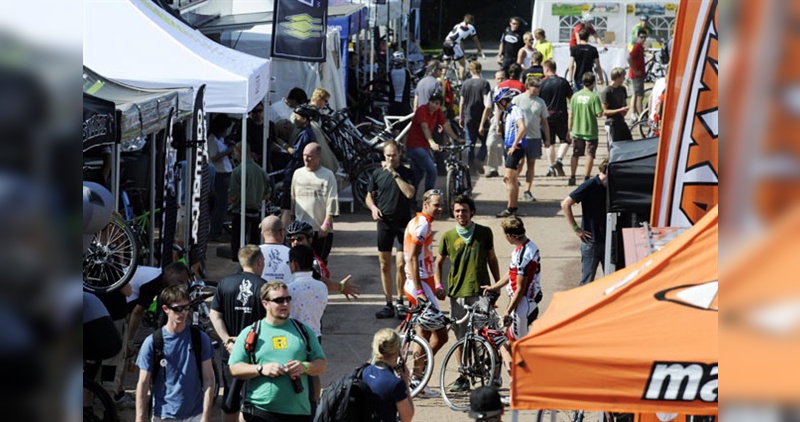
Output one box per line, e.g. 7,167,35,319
395,302,409,320
375,305,395,319
410,378,441,398
485,170,500,178
449,376,471,392
584,176,590,181
500,396,511,406
493,377,503,388
568,176,576,186
546,166,556,177
522,191,536,202
114,392,135,410
495,208,515,218
474,161,485,175
554,160,566,176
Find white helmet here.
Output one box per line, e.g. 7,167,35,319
580,13,594,23
83,181,114,252
417,308,447,331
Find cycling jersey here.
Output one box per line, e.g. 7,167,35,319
506,239,541,300
403,212,436,280
445,22,477,45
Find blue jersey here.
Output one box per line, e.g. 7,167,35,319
503,104,527,149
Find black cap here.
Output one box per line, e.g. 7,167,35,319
469,387,503,419
428,92,445,103
293,104,318,119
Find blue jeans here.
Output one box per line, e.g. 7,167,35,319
464,120,487,163
579,240,605,286
406,147,438,198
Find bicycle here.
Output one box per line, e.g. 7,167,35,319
83,212,139,294
643,47,667,84
439,293,503,411
83,360,119,422
440,144,473,217
395,301,438,398
534,409,611,422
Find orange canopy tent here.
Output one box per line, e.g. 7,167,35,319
511,207,718,415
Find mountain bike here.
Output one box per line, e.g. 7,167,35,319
395,301,437,398
83,212,139,294
440,144,472,217
83,360,119,422
439,293,502,411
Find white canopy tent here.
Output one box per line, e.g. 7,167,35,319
84,0,269,114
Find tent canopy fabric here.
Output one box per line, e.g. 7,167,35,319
608,137,658,214
83,67,193,144
512,207,718,415
84,0,269,114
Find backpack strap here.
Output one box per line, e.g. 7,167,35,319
289,318,311,359
149,327,165,416
190,326,203,384
247,320,261,364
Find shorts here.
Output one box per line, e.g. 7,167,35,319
572,137,599,158
631,77,645,96
376,218,406,252
504,148,526,170
548,115,570,143
507,297,539,341
403,276,440,310
524,138,542,160
154,416,202,422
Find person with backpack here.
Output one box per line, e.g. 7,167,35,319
229,281,326,422
134,285,215,422
362,328,414,421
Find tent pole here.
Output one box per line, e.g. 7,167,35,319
240,114,247,252
149,132,157,266
112,143,119,213
261,96,268,221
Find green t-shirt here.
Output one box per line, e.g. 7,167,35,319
438,224,495,298
228,319,325,415
569,88,604,140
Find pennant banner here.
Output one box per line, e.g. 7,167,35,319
189,85,210,268
271,0,328,62
161,108,177,268
650,0,719,227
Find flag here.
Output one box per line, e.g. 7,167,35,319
271,0,328,62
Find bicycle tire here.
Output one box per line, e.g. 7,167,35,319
440,336,497,411
83,378,119,422
351,161,381,210
398,335,434,398
535,410,607,422
83,214,139,294
211,353,222,406
630,119,654,139
445,169,457,218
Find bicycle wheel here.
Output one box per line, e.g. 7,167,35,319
535,410,606,422
445,169,457,218
440,336,497,411
462,167,473,196
211,351,222,406
351,161,381,210
630,119,654,139
398,335,434,398
83,379,119,422
83,214,139,294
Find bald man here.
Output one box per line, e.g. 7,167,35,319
290,143,339,263
258,215,292,282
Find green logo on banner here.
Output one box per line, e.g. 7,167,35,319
281,13,323,40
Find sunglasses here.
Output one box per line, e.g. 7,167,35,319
289,235,308,242
167,304,192,313
423,189,443,201
265,296,292,304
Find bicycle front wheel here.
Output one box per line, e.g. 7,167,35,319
440,336,497,411
445,168,457,218
630,119,655,140
83,378,118,422
83,214,139,294
398,335,434,398
351,161,381,211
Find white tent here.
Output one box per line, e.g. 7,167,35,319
84,0,270,114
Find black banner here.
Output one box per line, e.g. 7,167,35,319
83,93,117,152
189,85,210,269
271,0,328,62
161,108,177,268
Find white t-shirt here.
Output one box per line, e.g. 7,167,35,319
207,133,233,173
287,271,328,337
269,99,294,124
511,94,548,139
259,243,292,282
291,166,339,230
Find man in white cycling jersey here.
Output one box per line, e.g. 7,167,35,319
443,14,484,81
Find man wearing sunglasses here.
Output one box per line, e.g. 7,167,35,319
135,286,215,422
628,29,648,122
229,281,326,422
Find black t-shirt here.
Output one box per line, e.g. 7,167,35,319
601,85,628,123
460,78,491,122
539,75,572,118
521,66,544,84
570,44,599,82
569,176,607,243
367,164,414,223
97,290,127,321
136,277,164,310
211,272,267,336
500,28,525,60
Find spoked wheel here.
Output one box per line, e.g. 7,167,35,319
630,119,655,139
535,410,608,422
83,214,139,294
351,161,381,210
445,169,457,218
397,335,434,398
83,379,118,422
440,337,497,411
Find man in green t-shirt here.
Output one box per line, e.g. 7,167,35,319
434,195,500,392
229,281,327,421
567,71,605,186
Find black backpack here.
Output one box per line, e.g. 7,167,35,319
150,326,204,415
313,363,378,422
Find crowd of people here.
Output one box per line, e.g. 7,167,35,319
84,11,665,422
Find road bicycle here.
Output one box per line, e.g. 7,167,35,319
439,293,502,411
440,144,473,217
395,301,437,398
355,111,415,150
83,360,119,422
643,47,668,84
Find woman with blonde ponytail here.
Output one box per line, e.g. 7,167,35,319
361,328,415,421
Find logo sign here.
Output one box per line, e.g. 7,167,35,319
643,361,718,402
272,0,328,62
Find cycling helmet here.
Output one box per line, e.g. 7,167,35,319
417,308,447,331
286,220,314,237
479,327,508,349
493,87,518,104
293,104,319,120
580,13,594,23
392,51,406,64
83,181,114,251
639,14,649,21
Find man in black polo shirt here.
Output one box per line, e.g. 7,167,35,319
366,140,416,319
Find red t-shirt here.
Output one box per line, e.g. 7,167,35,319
628,42,645,79
498,79,525,94
407,104,446,149
569,23,598,47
